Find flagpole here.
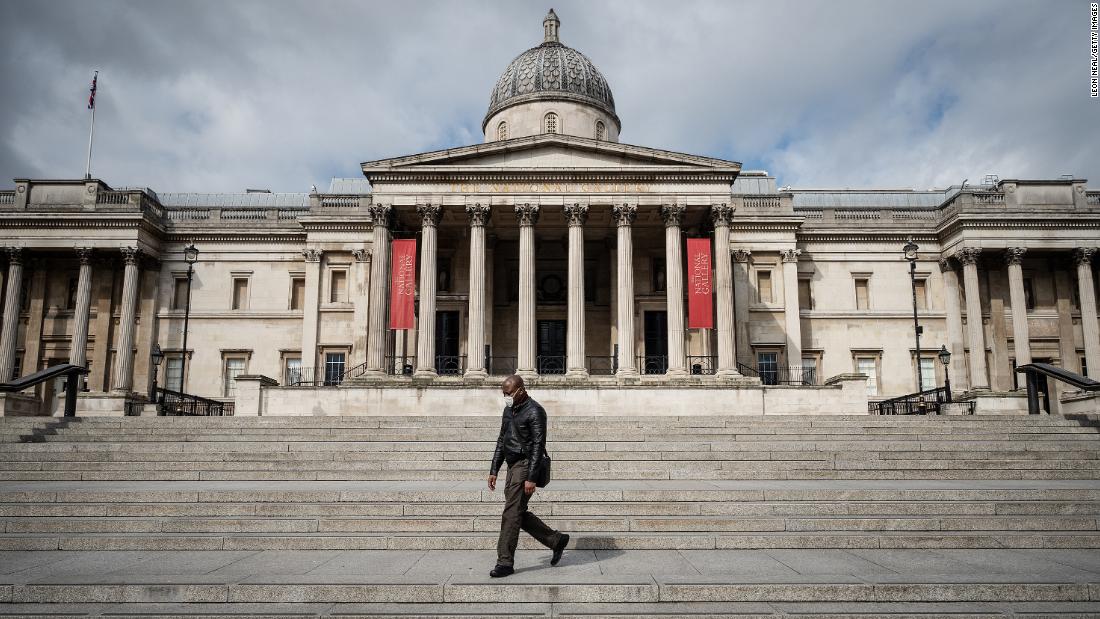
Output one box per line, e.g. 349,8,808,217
84,71,97,180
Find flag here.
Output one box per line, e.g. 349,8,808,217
686,238,714,329
87,71,98,110
389,239,417,330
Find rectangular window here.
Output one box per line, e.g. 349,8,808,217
290,277,305,310
797,278,813,310
172,278,189,310
652,257,667,293
801,356,818,385
66,277,78,310
438,257,452,293
856,356,878,396
330,271,348,303
914,279,928,310
854,278,870,310
232,278,249,310
757,271,773,304
284,356,302,385
223,357,246,398
165,356,183,392
757,351,778,385
1083,357,1089,379
324,352,346,386
1023,278,1035,311
919,357,936,391
12,354,22,380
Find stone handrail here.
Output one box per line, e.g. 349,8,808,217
166,208,309,222
1088,191,1099,205
0,191,14,205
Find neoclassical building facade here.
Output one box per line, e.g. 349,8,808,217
1,10,1098,415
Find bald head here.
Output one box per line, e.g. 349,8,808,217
502,374,525,393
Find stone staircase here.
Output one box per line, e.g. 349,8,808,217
0,414,1098,616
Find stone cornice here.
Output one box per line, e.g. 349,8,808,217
367,172,737,183
165,233,305,243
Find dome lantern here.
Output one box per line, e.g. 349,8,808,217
543,9,560,44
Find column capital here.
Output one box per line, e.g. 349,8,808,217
780,248,802,263
416,204,442,227
732,249,752,263
466,203,491,227
1074,247,1097,266
120,247,140,266
709,203,734,226
4,247,23,265
1004,247,1027,266
659,204,686,227
368,204,392,228
955,247,982,266
302,248,322,263
563,203,589,226
352,249,371,262
938,257,955,273
75,247,94,265
611,203,637,227
514,203,540,226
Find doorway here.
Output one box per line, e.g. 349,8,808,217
537,320,566,374
643,311,668,374
435,310,461,374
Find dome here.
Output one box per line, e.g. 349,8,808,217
483,10,619,132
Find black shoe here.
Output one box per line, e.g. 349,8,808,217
551,533,570,566
489,564,514,577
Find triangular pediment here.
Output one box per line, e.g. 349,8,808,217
360,134,741,176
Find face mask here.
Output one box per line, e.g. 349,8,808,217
503,396,514,408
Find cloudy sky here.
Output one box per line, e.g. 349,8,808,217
0,0,1096,192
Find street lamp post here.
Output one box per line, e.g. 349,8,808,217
938,344,953,402
150,343,164,402
903,238,924,408
180,242,199,394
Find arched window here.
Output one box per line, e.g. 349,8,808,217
544,112,558,134
497,121,508,141
595,121,605,140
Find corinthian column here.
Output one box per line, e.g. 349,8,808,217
780,248,803,368
0,248,25,382
939,258,969,392
111,247,141,392
365,205,392,375
515,203,539,378
613,204,639,379
414,204,443,379
69,248,94,368
1004,248,1031,368
711,204,741,378
564,203,589,379
661,204,687,377
957,247,988,390
464,204,491,381
1074,247,1100,379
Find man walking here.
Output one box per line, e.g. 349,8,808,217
487,374,569,577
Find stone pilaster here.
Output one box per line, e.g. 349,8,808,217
956,247,989,390
300,248,322,373
365,205,392,375
69,248,94,368
612,203,639,379
414,204,442,379
564,203,589,379
515,203,539,378
1004,248,1031,369
939,258,969,392
732,249,753,365
110,247,140,392
352,249,371,365
711,205,741,378
660,204,687,377
1074,247,1100,379
464,204,491,381
780,248,803,368
0,248,25,382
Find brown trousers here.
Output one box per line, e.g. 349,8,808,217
496,458,561,566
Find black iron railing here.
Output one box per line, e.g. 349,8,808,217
1015,362,1100,414
488,356,517,376
435,355,466,376
637,354,668,375
587,355,617,376
867,386,973,415
737,362,818,386
157,387,233,416
537,355,566,375
687,355,717,375
384,355,416,376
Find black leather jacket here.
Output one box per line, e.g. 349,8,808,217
489,397,547,479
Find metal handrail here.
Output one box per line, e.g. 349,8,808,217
868,386,960,415
737,362,818,386
0,363,89,417
1016,362,1100,414
687,355,717,375
637,354,668,375
536,355,566,375
157,387,233,416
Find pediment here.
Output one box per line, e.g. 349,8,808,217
360,134,741,176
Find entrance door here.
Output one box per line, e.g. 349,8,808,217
435,310,461,375
643,311,669,374
537,320,566,374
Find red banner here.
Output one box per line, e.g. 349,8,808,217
686,238,713,329
389,239,417,330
